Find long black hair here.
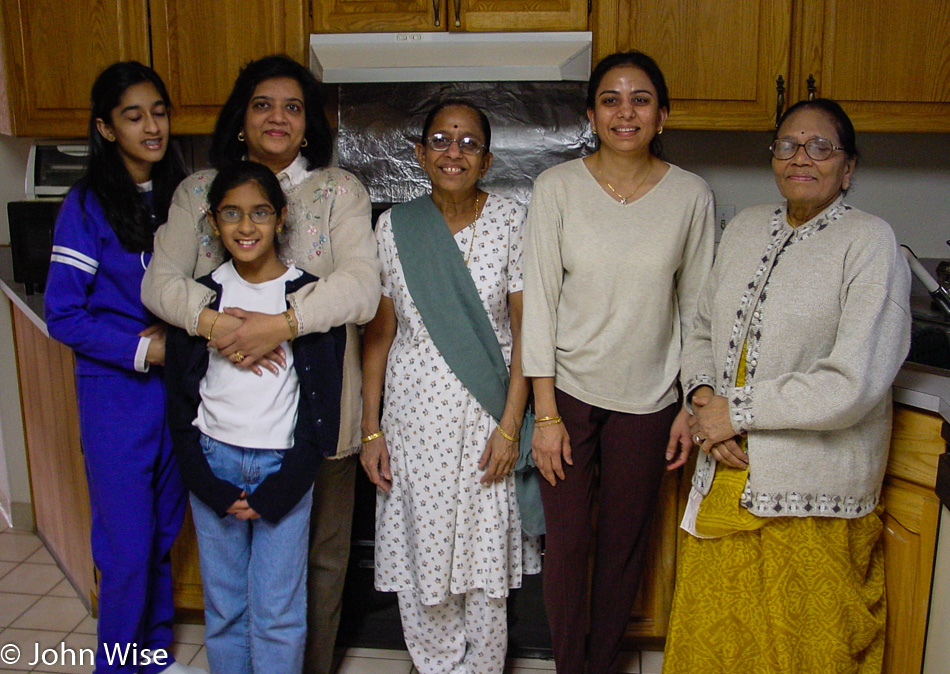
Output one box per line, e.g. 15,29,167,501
210,55,333,171
587,51,670,158
82,61,185,253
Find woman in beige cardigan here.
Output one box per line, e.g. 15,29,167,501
664,98,912,673
141,55,379,674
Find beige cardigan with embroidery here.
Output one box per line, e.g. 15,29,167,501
142,166,381,457
682,198,911,519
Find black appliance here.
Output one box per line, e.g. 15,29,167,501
8,200,62,295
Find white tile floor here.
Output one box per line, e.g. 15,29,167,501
0,520,663,673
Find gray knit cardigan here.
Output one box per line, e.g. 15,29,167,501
681,197,912,519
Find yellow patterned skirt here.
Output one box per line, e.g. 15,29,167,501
663,460,886,674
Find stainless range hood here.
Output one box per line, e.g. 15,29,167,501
310,32,592,83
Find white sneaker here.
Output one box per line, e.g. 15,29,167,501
159,662,209,674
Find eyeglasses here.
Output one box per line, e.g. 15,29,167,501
425,133,486,155
770,137,844,161
215,207,277,225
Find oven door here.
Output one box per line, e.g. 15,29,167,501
8,200,62,295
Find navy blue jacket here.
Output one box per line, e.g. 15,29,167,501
165,270,345,523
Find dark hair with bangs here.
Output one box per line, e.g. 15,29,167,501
586,51,670,158
420,99,492,151
210,55,333,170
82,61,186,253
207,161,288,221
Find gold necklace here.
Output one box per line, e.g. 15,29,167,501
603,160,652,205
463,192,483,265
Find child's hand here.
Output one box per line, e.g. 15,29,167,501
226,494,261,521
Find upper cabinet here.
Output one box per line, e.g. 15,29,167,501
312,0,589,33
149,0,308,134
593,0,792,130
0,0,150,137
0,0,307,137
794,0,950,132
594,0,950,132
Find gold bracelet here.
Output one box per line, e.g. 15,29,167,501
207,312,221,341
535,415,562,424
497,426,519,442
361,430,384,443
284,310,298,341
536,417,563,427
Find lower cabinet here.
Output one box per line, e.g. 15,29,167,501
10,298,947,666
10,300,203,617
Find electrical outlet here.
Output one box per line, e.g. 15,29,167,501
715,204,735,242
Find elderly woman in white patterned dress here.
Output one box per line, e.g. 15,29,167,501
360,100,540,674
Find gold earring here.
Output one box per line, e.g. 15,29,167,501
658,127,664,135
276,225,283,233
300,138,308,148
238,131,245,142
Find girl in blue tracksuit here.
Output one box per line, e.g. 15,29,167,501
44,62,200,674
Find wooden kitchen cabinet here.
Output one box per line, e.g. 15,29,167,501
593,0,792,130
594,0,950,131
0,0,150,137
880,405,944,674
794,0,950,132
149,0,308,134
10,302,97,609
311,0,588,33
7,296,204,617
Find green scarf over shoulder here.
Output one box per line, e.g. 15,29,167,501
389,194,543,536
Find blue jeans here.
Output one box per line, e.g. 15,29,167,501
190,434,312,674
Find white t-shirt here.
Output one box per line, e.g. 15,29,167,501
194,262,302,449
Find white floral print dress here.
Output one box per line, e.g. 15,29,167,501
374,193,542,605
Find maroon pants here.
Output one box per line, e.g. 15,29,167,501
540,389,677,674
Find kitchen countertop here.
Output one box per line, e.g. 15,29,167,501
4,244,950,422
0,246,47,336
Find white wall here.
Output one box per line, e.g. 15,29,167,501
662,130,950,258
0,134,31,528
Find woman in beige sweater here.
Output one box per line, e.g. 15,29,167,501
664,98,911,673
141,55,379,674
521,51,714,674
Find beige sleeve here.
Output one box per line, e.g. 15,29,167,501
520,176,563,378
286,178,381,335
141,179,216,335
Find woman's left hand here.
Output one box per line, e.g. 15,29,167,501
665,406,693,470
212,308,291,371
689,394,737,448
479,428,519,484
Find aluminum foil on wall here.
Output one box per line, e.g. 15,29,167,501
335,82,595,207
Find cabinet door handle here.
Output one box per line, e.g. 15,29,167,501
806,74,817,100
454,0,461,26
433,0,440,26
775,75,786,128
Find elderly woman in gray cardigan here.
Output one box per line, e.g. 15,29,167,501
662,98,911,674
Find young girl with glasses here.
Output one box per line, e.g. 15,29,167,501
164,161,346,674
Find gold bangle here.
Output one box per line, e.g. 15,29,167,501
207,312,221,341
535,415,562,424
497,426,519,442
361,430,384,443
284,310,298,341
536,417,563,427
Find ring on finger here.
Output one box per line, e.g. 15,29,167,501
231,351,246,363
693,433,705,445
